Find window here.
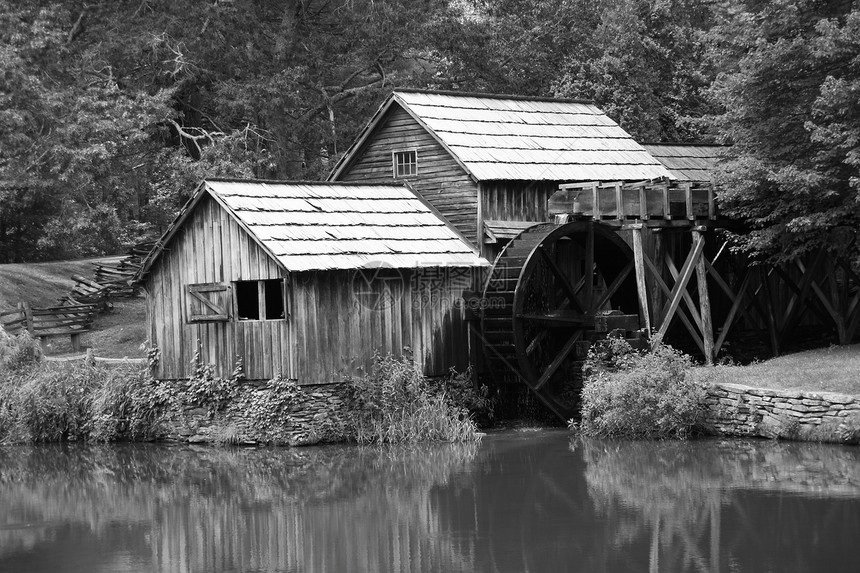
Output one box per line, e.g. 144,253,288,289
392,149,417,178
234,279,285,321
186,283,230,322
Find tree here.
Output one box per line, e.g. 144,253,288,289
706,0,860,260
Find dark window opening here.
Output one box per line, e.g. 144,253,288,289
393,150,417,177
263,279,284,319
235,281,259,320
235,279,285,321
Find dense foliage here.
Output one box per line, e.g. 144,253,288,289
575,336,706,439
1,0,856,262
0,334,485,445
707,0,860,260
342,354,486,444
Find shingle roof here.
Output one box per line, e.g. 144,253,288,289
136,180,488,278
331,89,674,182
642,143,723,182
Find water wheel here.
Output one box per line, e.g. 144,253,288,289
481,220,641,420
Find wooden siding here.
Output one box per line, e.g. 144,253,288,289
479,180,559,259
291,269,474,381
144,194,289,380
337,105,480,246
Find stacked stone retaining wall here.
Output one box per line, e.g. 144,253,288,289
163,382,348,446
702,382,860,443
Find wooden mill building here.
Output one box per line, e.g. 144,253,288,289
329,89,673,259
134,179,487,382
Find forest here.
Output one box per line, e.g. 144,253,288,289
0,0,858,263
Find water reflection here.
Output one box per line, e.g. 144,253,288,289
0,434,858,573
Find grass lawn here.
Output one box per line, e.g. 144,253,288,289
0,257,146,358
694,344,860,396
0,256,123,309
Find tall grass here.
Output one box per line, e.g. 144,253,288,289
0,333,167,443
343,354,482,444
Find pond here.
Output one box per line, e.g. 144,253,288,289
1,431,859,573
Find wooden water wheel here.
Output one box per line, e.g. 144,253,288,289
481,221,641,420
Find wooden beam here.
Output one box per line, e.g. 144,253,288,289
714,271,752,355
656,233,705,342
642,248,706,354
759,271,780,356
595,260,634,310
585,222,595,308
631,225,652,333
665,253,705,332
778,249,827,345
533,330,583,391
537,246,584,313
693,229,715,364
685,183,694,221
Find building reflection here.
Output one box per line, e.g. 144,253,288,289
1,435,859,573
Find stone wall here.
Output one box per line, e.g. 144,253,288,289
702,382,860,443
162,382,348,446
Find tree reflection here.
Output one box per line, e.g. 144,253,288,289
577,438,860,573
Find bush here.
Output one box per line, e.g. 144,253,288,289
343,354,481,444
238,375,308,445
0,358,168,444
575,337,705,439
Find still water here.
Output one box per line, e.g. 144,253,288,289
1,431,859,573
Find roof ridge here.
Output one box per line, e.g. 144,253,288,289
205,177,408,187
641,142,728,147
394,88,594,105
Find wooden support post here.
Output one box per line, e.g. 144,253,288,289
759,269,780,357
649,229,665,320
662,183,670,220
656,232,705,342
639,184,647,220
631,224,652,334
707,185,716,220
693,228,715,364
685,183,694,221
71,333,82,353
584,222,595,308
591,184,600,219
615,183,623,221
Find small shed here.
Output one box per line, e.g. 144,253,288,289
329,89,673,259
134,179,488,382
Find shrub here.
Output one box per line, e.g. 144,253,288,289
0,359,168,444
343,354,481,444
89,364,173,442
183,351,242,416
576,337,705,439
0,331,43,374
238,375,308,445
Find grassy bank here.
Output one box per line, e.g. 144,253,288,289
0,256,146,358
692,345,860,396
0,333,485,446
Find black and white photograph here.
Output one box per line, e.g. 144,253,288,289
1,1,858,571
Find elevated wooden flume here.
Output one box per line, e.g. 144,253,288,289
477,177,859,421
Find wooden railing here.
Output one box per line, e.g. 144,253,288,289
0,301,97,352
549,178,720,224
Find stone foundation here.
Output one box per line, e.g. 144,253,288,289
162,382,348,446
702,382,860,443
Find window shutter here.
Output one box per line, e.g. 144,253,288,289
186,283,229,322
